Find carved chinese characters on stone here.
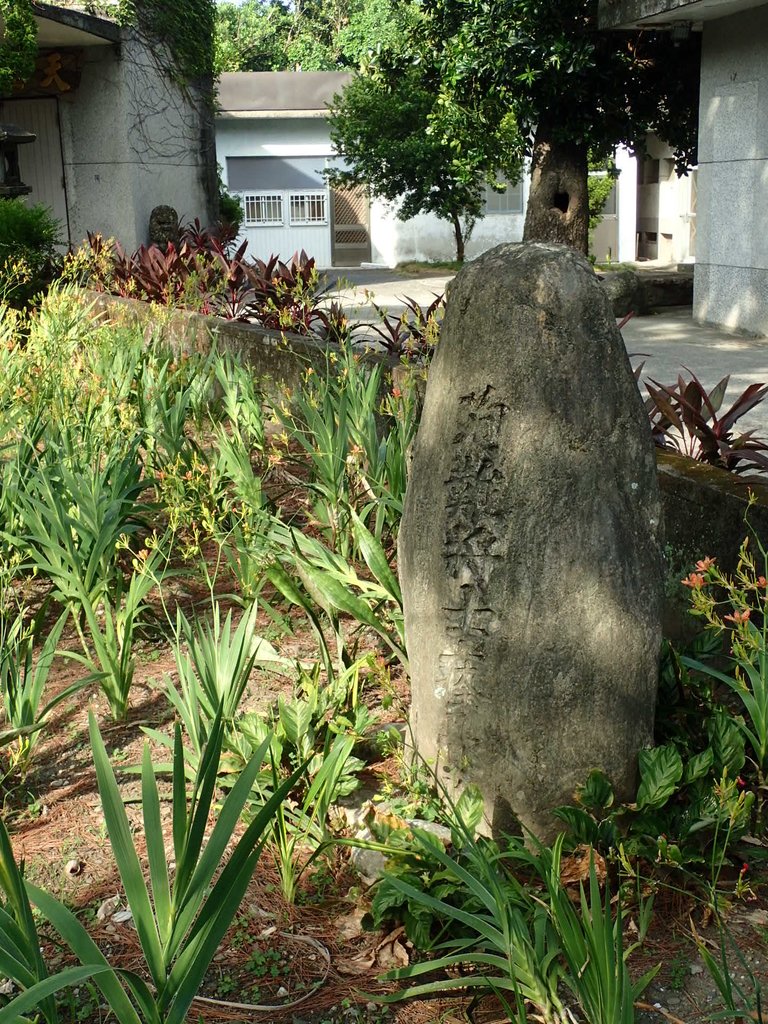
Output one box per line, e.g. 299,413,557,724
399,243,664,840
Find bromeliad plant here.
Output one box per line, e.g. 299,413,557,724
0,710,304,1024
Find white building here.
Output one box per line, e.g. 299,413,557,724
600,0,768,335
216,71,528,267
216,71,694,269
1,3,214,249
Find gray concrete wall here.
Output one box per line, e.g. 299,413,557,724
57,31,213,249
695,5,768,335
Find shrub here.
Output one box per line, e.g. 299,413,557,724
643,368,768,474
218,183,244,232
0,199,61,307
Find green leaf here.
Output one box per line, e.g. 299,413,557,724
636,744,683,809
349,508,401,603
707,712,746,777
141,745,172,948
26,883,145,1024
453,784,484,836
577,769,614,814
683,748,714,785
88,713,165,989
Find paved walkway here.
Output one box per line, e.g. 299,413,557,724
325,268,768,437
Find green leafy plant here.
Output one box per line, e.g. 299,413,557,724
540,840,657,1024
0,709,305,1023
63,547,163,720
553,740,754,874
269,732,356,903
0,200,61,308
0,0,37,98
367,802,657,1024
681,537,768,789
14,434,150,607
153,601,291,761
267,513,406,682
691,912,764,1023
0,603,82,771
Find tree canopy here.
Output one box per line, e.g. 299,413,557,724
0,0,37,98
326,69,521,260
375,0,701,251
214,0,406,74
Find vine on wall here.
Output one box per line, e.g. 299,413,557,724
0,0,37,98
119,0,215,86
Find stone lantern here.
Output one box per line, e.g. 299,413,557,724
0,124,36,199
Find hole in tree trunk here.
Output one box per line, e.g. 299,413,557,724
553,191,570,214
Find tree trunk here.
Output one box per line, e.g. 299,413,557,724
451,214,465,263
523,121,589,255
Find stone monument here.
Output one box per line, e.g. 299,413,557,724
149,205,180,248
399,242,663,840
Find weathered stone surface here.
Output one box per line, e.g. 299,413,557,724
399,242,664,840
598,268,694,317
599,268,645,316
148,205,179,248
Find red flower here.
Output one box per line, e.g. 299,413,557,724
682,572,706,589
724,609,751,624
696,557,716,571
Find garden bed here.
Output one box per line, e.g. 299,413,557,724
1,285,768,1024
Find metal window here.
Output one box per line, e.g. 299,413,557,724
484,176,523,214
243,192,283,226
289,191,327,225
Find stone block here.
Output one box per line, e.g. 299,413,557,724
399,242,664,840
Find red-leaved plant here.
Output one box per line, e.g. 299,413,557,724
644,368,768,474
365,292,444,361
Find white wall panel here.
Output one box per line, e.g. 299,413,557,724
243,223,331,266
1,97,69,239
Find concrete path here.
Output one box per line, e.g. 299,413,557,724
324,268,768,437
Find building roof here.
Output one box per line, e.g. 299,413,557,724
217,71,352,119
31,2,120,46
599,0,768,29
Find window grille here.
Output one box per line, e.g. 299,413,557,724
243,192,283,226
289,191,327,225
483,177,523,214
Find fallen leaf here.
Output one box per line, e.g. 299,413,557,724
375,927,410,970
559,845,607,888
96,896,121,922
336,950,375,976
337,907,367,942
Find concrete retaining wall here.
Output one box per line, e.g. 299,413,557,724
80,290,396,394
79,289,768,585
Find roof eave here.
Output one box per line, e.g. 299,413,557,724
31,2,121,44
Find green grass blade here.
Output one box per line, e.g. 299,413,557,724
88,713,165,989
141,744,172,948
